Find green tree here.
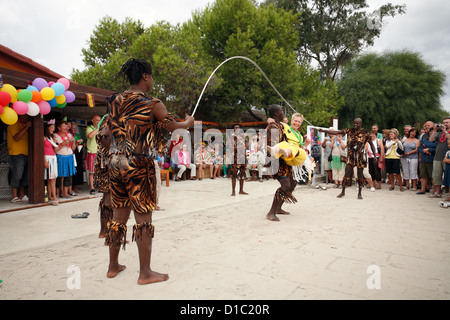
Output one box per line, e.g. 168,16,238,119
72,20,218,118
72,0,343,125
81,16,145,67
193,0,341,124
336,50,447,130
262,0,406,81
193,0,301,121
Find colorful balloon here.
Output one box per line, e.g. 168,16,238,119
0,105,3,115
0,106,18,125
32,78,48,91
31,90,42,103
27,85,39,92
12,101,29,115
37,100,51,115
41,87,55,101
48,98,57,107
63,90,76,103
55,94,66,105
26,102,40,116
57,78,70,90
51,83,65,96
55,102,67,109
17,89,33,103
0,84,18,103
0,91,11,106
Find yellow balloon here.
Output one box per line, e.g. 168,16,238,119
55,94,66,104
0,106,18,125
0,84,18,103
40,87,55,101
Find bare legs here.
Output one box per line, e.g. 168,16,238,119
231,177,248,196
338,166,365,199
106,206,169,285
266,176,296,221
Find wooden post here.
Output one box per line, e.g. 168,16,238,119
28,115,44,204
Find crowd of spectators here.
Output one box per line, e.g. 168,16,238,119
6,113,450,206
321,118,450,201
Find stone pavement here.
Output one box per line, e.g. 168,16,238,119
0,177,449,300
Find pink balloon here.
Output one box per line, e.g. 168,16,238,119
57,78,70,90
12,101,28,115
48,81,55,87
64,90,75,103
37,100,51,115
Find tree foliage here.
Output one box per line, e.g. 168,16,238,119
336,50,448,130
81,16,145,67
71,0,343,126
262,0,406,81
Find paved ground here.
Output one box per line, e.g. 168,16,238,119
0,177,449,301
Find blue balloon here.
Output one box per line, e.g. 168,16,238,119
27,85,39,92
48,98,57,107
51,83,65,96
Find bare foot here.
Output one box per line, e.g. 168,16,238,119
138,270,169,285
358,194,363,199
231,192,236,196
107,264,126,278
98,233,106,239
276,208,291,215
266,212,280,221
337,192,345,198
239,191,248,195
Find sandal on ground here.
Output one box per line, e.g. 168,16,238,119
400,187,404,192
71,212,90,219
389,186,394,191
11,197,22,203
429,193,442,198
69,192,78,196
51,200,59,206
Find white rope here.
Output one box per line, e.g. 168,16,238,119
191,56,313,126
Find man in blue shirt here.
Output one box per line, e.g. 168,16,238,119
417,121,437,195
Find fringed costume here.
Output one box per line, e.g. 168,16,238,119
267,121,297,204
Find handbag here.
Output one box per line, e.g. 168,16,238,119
340,155,347,163
396,142,404,155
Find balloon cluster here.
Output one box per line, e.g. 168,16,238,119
0,77,75,125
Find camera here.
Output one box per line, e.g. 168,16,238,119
436,124,443,132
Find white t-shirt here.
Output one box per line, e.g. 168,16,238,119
54,133,74,156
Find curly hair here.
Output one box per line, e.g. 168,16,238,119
116,58,152,85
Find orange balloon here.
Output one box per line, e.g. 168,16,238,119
31,90,42,103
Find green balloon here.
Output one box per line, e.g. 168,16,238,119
55,102,67,109
17,89,32,103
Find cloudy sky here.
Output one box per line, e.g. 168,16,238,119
1,0,449,111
